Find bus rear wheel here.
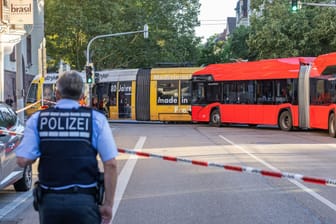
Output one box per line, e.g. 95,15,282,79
328,113,336,138
279,110,292,131
210,109,221,127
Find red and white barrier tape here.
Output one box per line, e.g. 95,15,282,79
15,99,56,114
15,100,42,114
118,148,336,187
42,99,57,105
0,129,23,136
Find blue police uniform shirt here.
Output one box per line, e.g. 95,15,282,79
15,99,118,189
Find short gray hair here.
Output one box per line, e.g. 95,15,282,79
56,71,83,100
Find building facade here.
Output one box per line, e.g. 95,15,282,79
235,0,251,27
1,0,44,106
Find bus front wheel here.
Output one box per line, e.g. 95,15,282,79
328,113,336,138
210,109,221,127
279,111,292,131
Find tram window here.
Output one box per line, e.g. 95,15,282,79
26,83,38,103
108,82,117,106
96,83,109,106
157,80,178,105
180,80,191,105
43,84,55,101
119,81,132,118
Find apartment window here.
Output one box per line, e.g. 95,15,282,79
26,35,32,66
242,0,248,18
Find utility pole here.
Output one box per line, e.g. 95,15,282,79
15,41,24,122
85,24,149,106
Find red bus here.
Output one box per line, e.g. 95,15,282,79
191,52,336,137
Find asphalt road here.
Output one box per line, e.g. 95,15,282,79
1,123,336,223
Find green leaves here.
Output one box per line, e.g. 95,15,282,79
199,0,336,65
45,0,201,71
247,0,336,59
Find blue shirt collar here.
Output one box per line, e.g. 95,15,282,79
55,99,80,109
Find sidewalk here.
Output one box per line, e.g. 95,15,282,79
0,198,38,224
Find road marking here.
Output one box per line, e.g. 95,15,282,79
112,136,147,221
219,135,336,212
0,190,32,219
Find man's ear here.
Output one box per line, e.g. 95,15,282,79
55,90,61,100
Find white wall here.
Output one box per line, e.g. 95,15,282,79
3,0,44,101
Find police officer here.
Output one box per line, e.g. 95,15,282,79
16,71,118,224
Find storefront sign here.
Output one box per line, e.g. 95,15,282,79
10,0,33,24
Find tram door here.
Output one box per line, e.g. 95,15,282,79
118,81,132,119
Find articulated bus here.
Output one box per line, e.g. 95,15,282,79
93,67,200,121
26,67,200,122
191,52,336,137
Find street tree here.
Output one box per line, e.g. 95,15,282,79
227,25,251,61
45,0,201,71
247,0,336,59
197,35,225,66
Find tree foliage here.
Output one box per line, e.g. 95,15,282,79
199,0,336,65
227,25,251,61
247,0,336,59
45,0,201,71
197,35,224,66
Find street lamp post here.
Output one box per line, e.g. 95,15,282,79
85,24,148,106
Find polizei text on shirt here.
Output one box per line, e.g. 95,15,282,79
39,111,91,138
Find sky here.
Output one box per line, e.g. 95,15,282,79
195,0,237,41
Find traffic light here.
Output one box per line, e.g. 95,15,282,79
291,0,298,12
86,65,93,83
94,72,100,83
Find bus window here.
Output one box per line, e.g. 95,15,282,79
222,81,236,104
330,80,336,103
237,81,252,104
228,82,236,104
206,82,220,103
256,80,274,104
311,78,331,105
157,80,178,105
275,80,290,104
247,81,255,104
180,80,191,105
26,83,38,103
192,82,205,104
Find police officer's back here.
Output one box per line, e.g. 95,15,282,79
16,71,118,224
